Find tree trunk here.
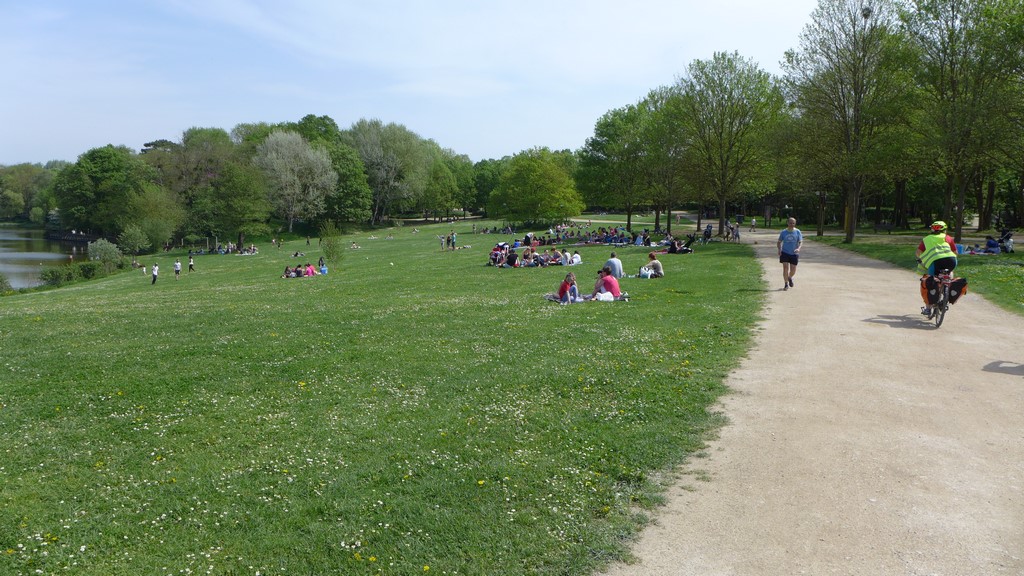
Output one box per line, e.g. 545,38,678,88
654,210,661,232
843,178,861,244
981,177,995,231
954,174,968,243
718,195,728,236
817,192,826,237
942,175,954,222
972,173,984,231
894,179,907,229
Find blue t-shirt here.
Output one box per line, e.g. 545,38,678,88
778,228,803,255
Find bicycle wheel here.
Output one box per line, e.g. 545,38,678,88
933,286,948,328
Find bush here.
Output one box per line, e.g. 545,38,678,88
40,264,81,286
88,238,123,273
0,272,12,293
77,261,102,279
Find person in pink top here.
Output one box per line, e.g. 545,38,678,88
587,266,628,301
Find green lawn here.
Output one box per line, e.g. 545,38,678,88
0,220,763,576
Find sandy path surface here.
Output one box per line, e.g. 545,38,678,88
603,230,1024,576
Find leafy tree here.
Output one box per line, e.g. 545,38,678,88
901,0,1022,239
421,159,458,219
117,224,151,261
87,238,123,273
287,115,373,225
254,130,337,232
344,119,431,223
444,151,477,214
127,183,186,250
639,86,691,234
29,207,45,224
489,148,584,225
576,105,649,231
51,145,157,235
783,0,912,242
208,162,272,247
318,221,344,267
322,142,373,225
0,163,53,220
473,158,508,213
678,51,783,235
0,189,25,219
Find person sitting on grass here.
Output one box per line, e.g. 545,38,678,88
639,252,664,278
585,266,628,302
504,248,519,268
543,272,583,304
559,272,581,303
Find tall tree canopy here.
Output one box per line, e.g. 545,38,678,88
52,145,158,236
254,131,337,232
344,119,431,224
783,0,910,242
489,147,584,225
576,105,649,231
901,0,1022,239
677,51,783,234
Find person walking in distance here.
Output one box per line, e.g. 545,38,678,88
188,256,195,273
151,263,159,285
777,217,803,291
174,259,182,280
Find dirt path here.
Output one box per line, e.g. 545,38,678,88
603,230,1024,576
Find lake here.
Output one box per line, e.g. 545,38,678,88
0,226,82,289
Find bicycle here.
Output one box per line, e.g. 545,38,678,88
926,268,953,328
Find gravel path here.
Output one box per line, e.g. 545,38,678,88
602,231,1024,576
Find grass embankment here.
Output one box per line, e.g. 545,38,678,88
813,234,1024,314
0,220,763,576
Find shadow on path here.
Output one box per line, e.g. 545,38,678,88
983,360,1024,377
862,314,937,330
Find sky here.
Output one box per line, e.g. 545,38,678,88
1,0,821,166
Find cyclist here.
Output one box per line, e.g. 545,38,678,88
915,220,957,315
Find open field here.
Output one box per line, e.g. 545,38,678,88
0,219,762,576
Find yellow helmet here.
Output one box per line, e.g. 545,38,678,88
930,221,947,233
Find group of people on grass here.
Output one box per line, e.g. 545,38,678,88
544,251,667,304
489,243,582,268
282,257,327,278
548,267,630,304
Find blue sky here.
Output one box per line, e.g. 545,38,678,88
1,0,819,165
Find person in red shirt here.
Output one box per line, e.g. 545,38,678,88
558,272,580,304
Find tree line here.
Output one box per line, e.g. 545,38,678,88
578,0,1024,242
2,0,1022,248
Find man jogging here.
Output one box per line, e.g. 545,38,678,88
777,218,803,291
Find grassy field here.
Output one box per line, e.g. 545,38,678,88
812,233,1024,314
0,219,764,576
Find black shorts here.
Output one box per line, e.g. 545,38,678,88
779,252,799,265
